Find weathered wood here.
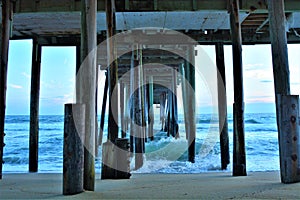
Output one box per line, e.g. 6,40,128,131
167,90,172,137
101,139,131,179
159,93,166,131
120,82,126,138
80,0,97,191
172,69,179,138
130,49,144,170
98,73,108,145
29,41,42,173
106,0,119,142
186,46,196,163
0,0,11,179
268,0,292,183
215,43,230,170
148,76,154,140
268,0,290,96
229,0,247,176
63,104,85,195
179,64,189,140
277,95,300,183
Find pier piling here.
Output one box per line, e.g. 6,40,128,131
29,40,42,173
215,43,230,170
0,0,12,179
63,104,85,195
229,0,247,176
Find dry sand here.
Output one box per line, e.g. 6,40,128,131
0,171,299,199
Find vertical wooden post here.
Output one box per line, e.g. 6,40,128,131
0,0,12,179
180,64,189,140
172,69,179,138
80,0,97,191
215,43,230,170
167,89,173,137
29,41,42,172
130,48,144,170
268,0,292,183
63,104,85,195
277,95,300,183
160,92,166,131
229,0,246,176
148,76,154,140
106,0,119,142
98,73,108,145
186,46,196,163
120,82,126,138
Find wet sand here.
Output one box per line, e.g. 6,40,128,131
0,171,299,199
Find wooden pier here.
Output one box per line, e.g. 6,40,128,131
1,0,300,192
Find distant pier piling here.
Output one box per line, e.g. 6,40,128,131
63,104,85,195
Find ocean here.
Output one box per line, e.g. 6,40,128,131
2,113,279,174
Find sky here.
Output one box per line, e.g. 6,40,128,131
5,39,300,115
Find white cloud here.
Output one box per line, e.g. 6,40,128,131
8,84,23,89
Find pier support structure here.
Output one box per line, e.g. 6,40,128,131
229,0,247,176
215,43,230,170
0,0,12,179
79,0,97,191
29,40,42,172
184,46,196,163
267,0,297,183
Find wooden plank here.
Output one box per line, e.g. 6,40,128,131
29,41,42,173
63,104,85,195
0,0,11,179
229,0,247,176
160,92,166,131
277,95,300,183
172,69,179,138
80,0,97,191
215,43,230,170
106,0,119,142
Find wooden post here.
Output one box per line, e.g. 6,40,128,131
80,0,97,191
98,73,108,145
160,92,166,131
0,0,12,179
180,64,189,140
172,69,179,138
63,104,85,195
186,46,196,163
106,0,119,142
120,82,126,138
29,41,42,172
268,0,293,183
130,48,144,170
277,95,300,183
148,76,154,140
229,0,246,176
215,43,230,170
167,89,173,137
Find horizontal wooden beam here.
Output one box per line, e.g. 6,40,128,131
13,0,300,13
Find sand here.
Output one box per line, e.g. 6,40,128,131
0,171,299,199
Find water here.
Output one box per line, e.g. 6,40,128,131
2,113,279,173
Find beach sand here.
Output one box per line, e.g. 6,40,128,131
0,171,299,199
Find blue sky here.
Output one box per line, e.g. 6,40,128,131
5,39,300,115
